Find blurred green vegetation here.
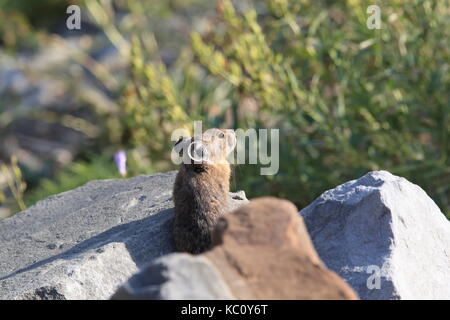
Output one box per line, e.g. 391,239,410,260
0,156,26,213
115,0,450,216
0,0,71,27
1,0,449,217
0,0,72,51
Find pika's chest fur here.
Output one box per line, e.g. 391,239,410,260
173,164,230,220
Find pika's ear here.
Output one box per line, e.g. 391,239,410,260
173,136,187,157
174,136,184,146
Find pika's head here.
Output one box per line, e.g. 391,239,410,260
173,128,236,165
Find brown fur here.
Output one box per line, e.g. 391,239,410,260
172,129,236,254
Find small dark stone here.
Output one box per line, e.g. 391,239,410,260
33,287,66,300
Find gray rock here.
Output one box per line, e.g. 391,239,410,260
300,170,450,300
0,171,248,300
112,253,235,300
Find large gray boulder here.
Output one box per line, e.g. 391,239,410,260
0,171,247,299
301,170,450,300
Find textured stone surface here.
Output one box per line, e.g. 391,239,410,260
112,253,235,300
300,170,450,300
115,197,357,300
0,171,248,300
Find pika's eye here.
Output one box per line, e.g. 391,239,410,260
219,132,225,138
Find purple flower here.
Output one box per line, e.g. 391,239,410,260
114,150,127,177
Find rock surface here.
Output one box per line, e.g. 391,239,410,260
0,171,248,300
4,168,447,300
300,170,450,300
112,253,235,300
114,197,358,300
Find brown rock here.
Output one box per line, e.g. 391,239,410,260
205,197,358,300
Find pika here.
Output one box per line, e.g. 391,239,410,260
172,128,237,254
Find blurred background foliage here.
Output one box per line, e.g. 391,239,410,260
0,0,448,218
